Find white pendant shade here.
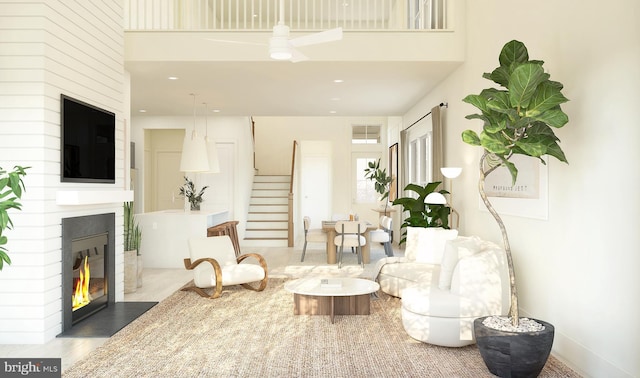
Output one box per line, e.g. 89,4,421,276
441,167,462,178
424,192,447,205
179,131,209,172
206,136,220,173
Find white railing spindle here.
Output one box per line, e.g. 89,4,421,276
124,0,450,31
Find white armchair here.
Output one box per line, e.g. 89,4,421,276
182,235,268,299
375,227,510,347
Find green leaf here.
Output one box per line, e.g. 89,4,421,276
480,132,507,154
515,138,547,157
461,130,481,146
462,94,489,112
499,40,529,67
484,66,511,87
532,108,569,128
486,91,512,112
526,81,569,116
543,140,568,163
509,63,548,109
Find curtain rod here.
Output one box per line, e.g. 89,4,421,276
403,102,448,131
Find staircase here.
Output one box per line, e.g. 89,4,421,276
243,175,290,247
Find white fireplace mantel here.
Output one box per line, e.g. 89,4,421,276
56,190,134,205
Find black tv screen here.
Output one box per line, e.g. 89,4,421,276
61,95,116,183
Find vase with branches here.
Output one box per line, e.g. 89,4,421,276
179,176,208,211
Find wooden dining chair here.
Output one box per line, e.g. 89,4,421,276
333,220,368,268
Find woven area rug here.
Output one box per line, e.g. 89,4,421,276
63,278,579,378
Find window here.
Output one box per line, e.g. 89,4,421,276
408,133,432,186
354,156,380,204
352,125,381,144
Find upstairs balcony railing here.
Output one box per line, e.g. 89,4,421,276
125,0,451,31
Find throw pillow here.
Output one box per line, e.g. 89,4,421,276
403,227,422,261
413,228,459,264
438,236,482,290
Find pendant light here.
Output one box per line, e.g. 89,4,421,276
203,102,220,173
179,94,209,172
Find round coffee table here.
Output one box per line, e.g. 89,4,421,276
284,277,380,323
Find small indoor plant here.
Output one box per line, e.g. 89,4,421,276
364,158,393,215
462,40,569,377
0,166,29,270
124,201,142,290
178,176,209,211
392,181,450,245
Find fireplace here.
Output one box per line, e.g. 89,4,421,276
61,213,116,333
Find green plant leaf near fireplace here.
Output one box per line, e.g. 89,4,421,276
0,165,29,270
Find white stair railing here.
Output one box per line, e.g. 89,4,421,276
124,0,451,31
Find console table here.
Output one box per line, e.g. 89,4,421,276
138,209,229,269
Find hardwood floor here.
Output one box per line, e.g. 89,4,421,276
0,244,395,372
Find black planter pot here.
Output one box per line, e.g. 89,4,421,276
474,316,555,378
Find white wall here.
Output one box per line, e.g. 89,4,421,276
0,1,128,343
402,0,640,376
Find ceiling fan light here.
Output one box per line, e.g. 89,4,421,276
269,37,292,60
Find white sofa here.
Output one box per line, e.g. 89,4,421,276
375,227,510,347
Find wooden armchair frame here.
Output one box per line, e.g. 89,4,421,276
182,253,268,299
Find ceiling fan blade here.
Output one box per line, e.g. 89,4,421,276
289,48,309,63
204,38,266,47
289,27,343,47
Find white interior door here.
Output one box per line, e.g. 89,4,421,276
300,141,331,229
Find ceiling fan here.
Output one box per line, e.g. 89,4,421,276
206,0,343,63
269,0,343,62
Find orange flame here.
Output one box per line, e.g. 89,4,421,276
72,256,91,310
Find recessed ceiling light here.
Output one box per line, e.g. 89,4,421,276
212,109,221,113
330,97,341,101
138,109,147,113
329,110,337,114
168,76,178,80
333,79,344,83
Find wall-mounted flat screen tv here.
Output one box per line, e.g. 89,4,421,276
61,94,116,183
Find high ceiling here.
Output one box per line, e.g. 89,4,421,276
126,59,461,117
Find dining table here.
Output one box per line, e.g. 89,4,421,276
321,220,378,265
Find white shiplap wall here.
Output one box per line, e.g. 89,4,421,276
0,0,127,344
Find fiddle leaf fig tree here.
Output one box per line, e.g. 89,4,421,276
0,166,29,270
462,40,569,327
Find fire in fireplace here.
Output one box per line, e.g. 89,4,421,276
70,233,108,322
61,213,116,333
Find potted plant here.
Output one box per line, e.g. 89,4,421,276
124,201,142,292
391,181,450,245
364,158,393,215
178,176,208,211
462,40,569,377
0,166,29,270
